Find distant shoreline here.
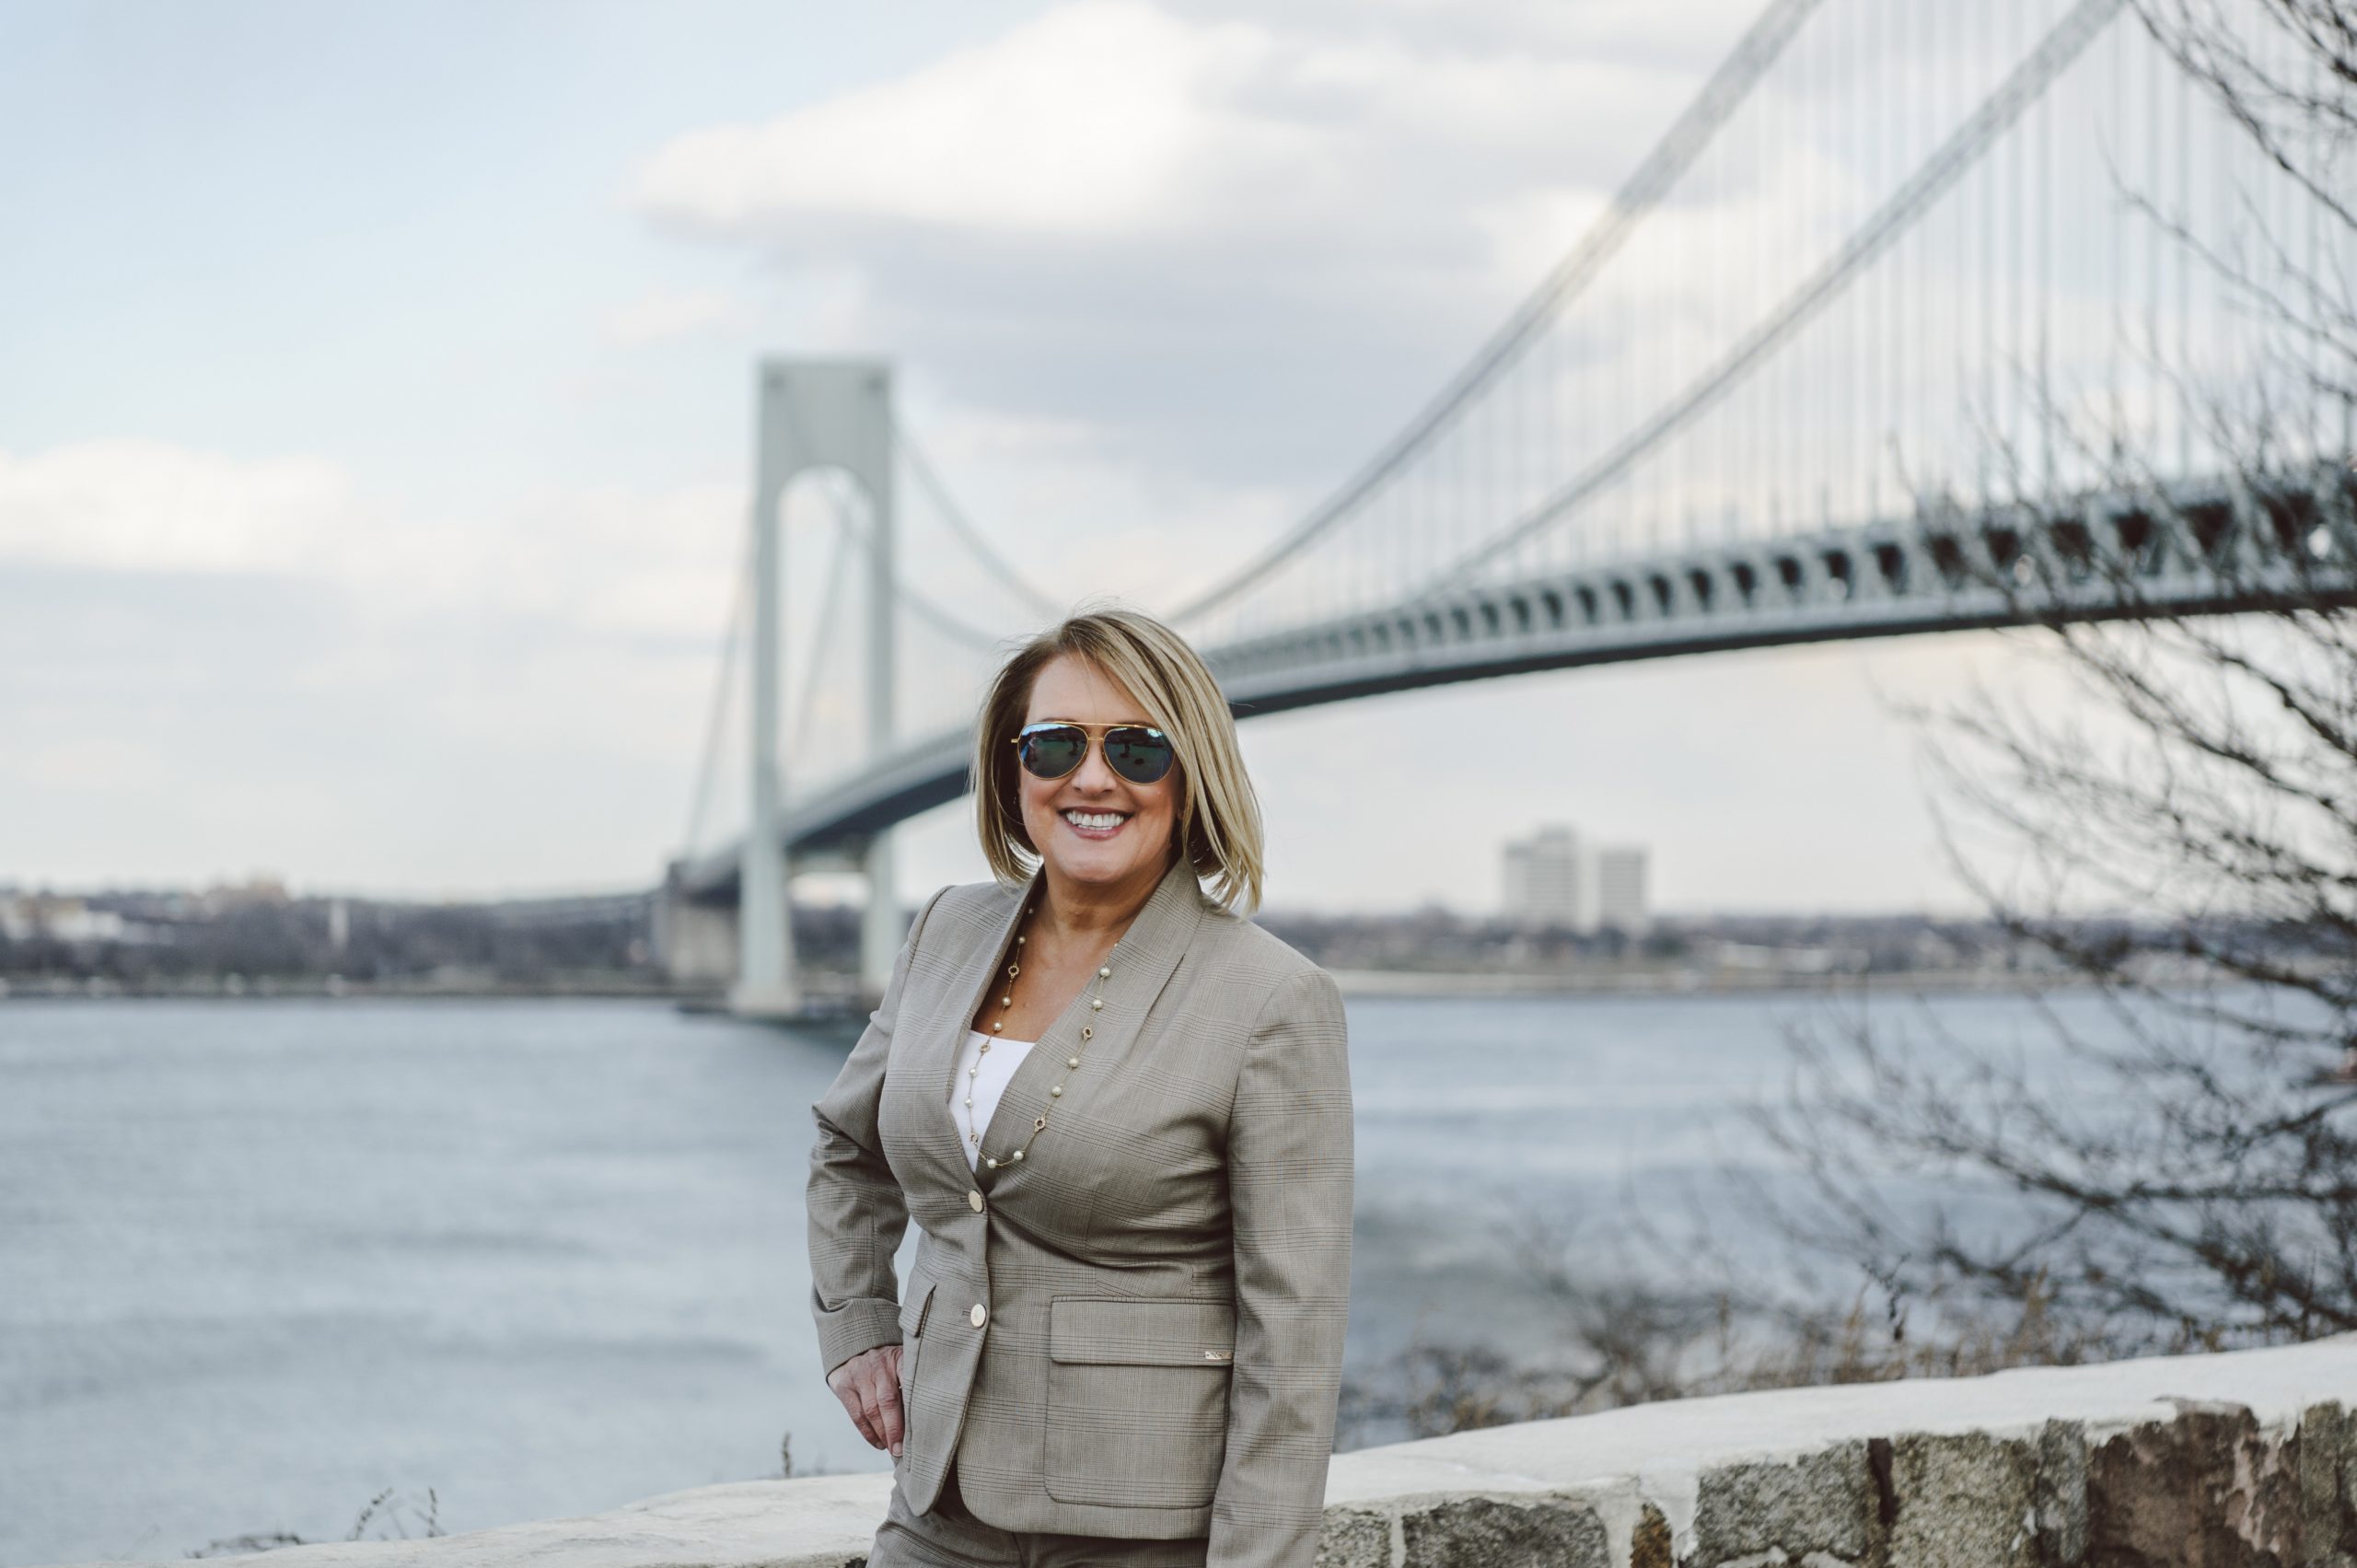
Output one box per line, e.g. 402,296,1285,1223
1324,966,2095,999
0,967,2083,1005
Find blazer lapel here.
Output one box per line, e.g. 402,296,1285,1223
926,872,1035,1184
975,856,1207,1193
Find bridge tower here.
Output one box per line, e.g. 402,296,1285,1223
736,359,900,1019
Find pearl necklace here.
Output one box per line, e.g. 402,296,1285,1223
962,903,1112,1171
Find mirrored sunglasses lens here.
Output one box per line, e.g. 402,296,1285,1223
1020,728,1088,778
1103,729,1174,784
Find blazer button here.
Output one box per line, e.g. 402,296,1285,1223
968,1189,984,1213
970,1302,988,1329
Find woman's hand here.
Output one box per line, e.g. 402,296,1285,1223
826,1343,905,1456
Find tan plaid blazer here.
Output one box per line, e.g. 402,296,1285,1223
807,855,1353,1568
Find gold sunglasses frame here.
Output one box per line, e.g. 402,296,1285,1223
1008,720,1176,783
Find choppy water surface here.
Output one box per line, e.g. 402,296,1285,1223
0,989,2150,1564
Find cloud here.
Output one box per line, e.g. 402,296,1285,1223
0,441,366,575
0,440,754,892
634,4,1260,240
0,440,741,642
625,0,1766,559
633,0,1749,250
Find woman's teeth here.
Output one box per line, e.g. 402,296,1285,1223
1063,809,1128,830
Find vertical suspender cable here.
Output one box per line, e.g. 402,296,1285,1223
1899,0,1914,509
1954,0,1970,502
1980,0,1995,508
2109,19,2126,448
2176,29,2192,474
895,424,1063,622
2305,33,2323,459
1409,0,2129,594
1167,0,1833,622
786,493,857,776
2038,21,2053,496
682,517,752,857
2007,0,2023,494
1866,0,1881,524
1772,52,1786,537
2148,17,2163,459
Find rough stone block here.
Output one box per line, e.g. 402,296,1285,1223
1691,1442,1875,1563
1318,1504,1395,1568
1397,1494,1609,1568
2088,1400,2303,1567
1887,1431,2039,1568
2034,1419,2090,1567
2297,1401,2353,1568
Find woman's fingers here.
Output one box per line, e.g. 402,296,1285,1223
830,1377,872,1447
827,1344,910,1454
828,1352,885,1447
853,1374,887,1449
877,1353,905,1457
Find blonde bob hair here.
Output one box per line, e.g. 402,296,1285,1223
972,607,1265,913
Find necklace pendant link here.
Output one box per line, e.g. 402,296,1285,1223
965,906,1127,1179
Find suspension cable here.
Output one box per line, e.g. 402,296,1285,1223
680,515,750,856
785,490,856,778
896,420,1064,621
816,476,1016,654
1401,0,2128,601
1165,0,1831,624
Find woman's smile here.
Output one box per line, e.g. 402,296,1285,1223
1059,807,1130,839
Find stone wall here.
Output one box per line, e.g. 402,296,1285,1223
1313,1332,2357,1567
49,1333,2357,1568
1321,1401,2346,1567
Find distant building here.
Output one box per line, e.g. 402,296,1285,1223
199,877,290,914
0,895,132,944
1503,826,1585,930
1596,845,1650,935
1502,826,1649,935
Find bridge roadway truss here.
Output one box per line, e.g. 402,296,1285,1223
677,465,2357,905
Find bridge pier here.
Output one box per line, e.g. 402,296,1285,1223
652,866,738,987
658,844,905,1005
732,358,899,1021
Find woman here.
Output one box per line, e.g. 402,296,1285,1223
806,608,1353,1568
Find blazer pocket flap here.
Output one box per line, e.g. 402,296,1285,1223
1049,1296,1236,1367
899,1279,935,1341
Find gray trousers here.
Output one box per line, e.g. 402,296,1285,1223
868,1464,1210,1568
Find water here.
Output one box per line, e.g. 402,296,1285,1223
1,989,2142,1565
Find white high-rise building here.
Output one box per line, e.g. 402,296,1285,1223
1503,826,1650,935
1502,826,1585,930
1595,845,1650,935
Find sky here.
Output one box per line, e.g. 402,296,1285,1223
0,0,2094,917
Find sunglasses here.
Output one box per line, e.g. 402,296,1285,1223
1011,720,1177,785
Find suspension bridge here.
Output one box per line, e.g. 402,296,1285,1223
655,0,2357,1016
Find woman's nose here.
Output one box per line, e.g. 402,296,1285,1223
1068,742,1120,792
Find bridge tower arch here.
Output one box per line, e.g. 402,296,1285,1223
737,358,899,1019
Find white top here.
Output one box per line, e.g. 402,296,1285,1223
950,1028,1037,1172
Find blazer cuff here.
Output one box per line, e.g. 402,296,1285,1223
815,1297,902,1376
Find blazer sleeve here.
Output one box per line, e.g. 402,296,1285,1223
1208,967,1354,1568
806,883,949,1377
